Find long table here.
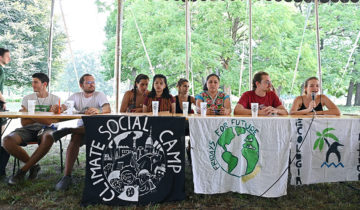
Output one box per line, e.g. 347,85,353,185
0,112,358,203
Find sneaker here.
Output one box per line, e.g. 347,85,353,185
8,169,26,185
28,164,41,180
55,176,72,191
52,128,72,141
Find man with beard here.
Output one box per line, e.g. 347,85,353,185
234,71,288,115
51,74,111,190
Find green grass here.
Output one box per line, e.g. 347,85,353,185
1,150,359,209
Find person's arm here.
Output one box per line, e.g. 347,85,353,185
263,105,288,115
275,105,288,115
85,103,111,115
120,91,131,112
143,104,148,113
102,103,111,114
317,95,340,116
171,102,176,114
220,97,231,115
234,104,251,115
290,96,314,115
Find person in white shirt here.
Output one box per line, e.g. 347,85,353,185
3,73,60,185
51,74,111,191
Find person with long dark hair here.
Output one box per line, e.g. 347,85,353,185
175,78,195,114
143,74,175,113
195,73,231,115
120,74,149,112
290,77,340,115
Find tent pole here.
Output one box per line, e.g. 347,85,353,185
114,0,124,112
315,0,322,94
248,0,252,90
48,0,55,92
185,0,190,81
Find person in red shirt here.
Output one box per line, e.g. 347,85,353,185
234,71,288,115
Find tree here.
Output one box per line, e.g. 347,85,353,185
54,50,113,96
0,0,66,91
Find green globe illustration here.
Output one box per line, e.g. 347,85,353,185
215,126,259,177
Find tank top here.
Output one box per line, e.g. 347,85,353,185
175,95,194,114
298,95,323,111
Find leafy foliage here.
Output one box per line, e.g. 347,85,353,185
313,127,338,151
0,0,66,89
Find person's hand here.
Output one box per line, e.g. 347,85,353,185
85,107,99,115
3,103,6,110
50,104,60,113
307,101,316,112
263,106,278,115
19,106,27,112
219,107,230,115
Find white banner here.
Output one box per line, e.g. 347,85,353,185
290,118,360,185
189,117,291,198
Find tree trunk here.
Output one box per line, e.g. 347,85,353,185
346,80,354,106
354,82,360,106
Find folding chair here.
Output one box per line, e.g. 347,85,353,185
12,136,65,175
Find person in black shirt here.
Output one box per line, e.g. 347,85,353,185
290,77,340,115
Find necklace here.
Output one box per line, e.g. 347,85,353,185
36,93,49,106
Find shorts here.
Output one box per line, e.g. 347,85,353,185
10,124,57,146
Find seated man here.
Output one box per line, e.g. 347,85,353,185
51,73,111,191
3,73,60,185
234,71,288,115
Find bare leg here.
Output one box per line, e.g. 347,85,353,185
64,133,84,176
71,127,85,135
21,132,54,172
3,134,30,164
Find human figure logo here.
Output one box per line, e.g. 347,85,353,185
313,128,344,168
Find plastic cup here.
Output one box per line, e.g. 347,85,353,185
28,100,36,114
182,102,189,116
251,103,259,117
200,102,207,117
152,101,159,116
65,100,75,114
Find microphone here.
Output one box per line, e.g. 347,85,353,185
311,92,316,101
311,92,316,114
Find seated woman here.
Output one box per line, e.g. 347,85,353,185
290,77,340,115
196,73,231,115
175,78,195,114
120,74,149,112
143,74,175,114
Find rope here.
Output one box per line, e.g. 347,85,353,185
290,3,313,93
130,8,155,76
334,30,360,96
59,0,80,91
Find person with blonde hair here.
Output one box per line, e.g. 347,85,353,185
290,77,340,115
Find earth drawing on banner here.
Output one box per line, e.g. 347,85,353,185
215,126,259,177
102,129,167,200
